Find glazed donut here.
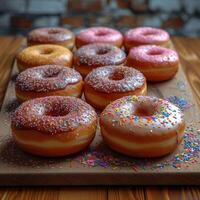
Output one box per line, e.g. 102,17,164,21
100,95,185,157
126,45,179,81
124,27,170,52
16,44,73,71
15,65,83,102
84,66,147,109
27,27,75,50
76,27,123,48
11,96,97,157
74,43,126,77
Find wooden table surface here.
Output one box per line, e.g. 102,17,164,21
0,36,200,199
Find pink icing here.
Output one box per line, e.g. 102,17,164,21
125,27,169,44
76,27,123,45
128,45,179,67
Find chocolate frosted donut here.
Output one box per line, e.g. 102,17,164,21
27,27,75,50
15,65,83,102
76,27,123,48
84,65,147,109
11,96,97,157
74,43,126,77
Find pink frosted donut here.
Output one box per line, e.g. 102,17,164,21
84,65,147,109
124,27,170,51
74,43,126,77
76,27,123,48
11,96,97,157
126,45,179,82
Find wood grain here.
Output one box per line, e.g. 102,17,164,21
0,37,23,107
108,187,145,200
172,37,200,107
58,187,107,200
0,36,200,199
1,39,199,186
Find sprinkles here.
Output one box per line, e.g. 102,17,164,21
74,43,126,67
164,96,192,111
11,96,97,134
77,123,200,171
85,66,146,93
5,124,200,172
176,81,186,91
16,65,82,92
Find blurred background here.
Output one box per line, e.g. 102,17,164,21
0,0,199,36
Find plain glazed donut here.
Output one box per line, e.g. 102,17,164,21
27,27,75,50
74,43,126,77
15,65,83,102
11,96,97,157
84,66,147,109
76,27,123,48
100,95,185,157
126,45,179,81
124,27,170,52
16,44,73,71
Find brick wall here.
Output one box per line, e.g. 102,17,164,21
0,0,200,36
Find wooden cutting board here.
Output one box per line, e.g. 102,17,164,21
0,41,200,186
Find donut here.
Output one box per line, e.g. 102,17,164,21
100,95,185,157
84,66,147,109
27,27,75,50
74,43,126,77
124,27,170,52
76,27,123,48
16,44,73,71
11,96,97,157
126,45,179,81
15,65,83,102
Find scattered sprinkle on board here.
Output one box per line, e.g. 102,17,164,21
0,41,200,186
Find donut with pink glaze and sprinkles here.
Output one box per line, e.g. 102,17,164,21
126,45,179,81
124,27,170,52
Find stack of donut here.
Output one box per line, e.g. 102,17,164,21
11,26,185,158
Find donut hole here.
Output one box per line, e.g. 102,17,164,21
45,108,69,117
134,106,155,116
43,71,60,78
96,48,110,55
147,49,164,56
95,31,108,37
48,29,60,34
40,48,54,55
109,72,124,81
143,30,158,36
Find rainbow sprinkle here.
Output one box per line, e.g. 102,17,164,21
164,96,192,111
176,81,186,91
77,123,200,171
